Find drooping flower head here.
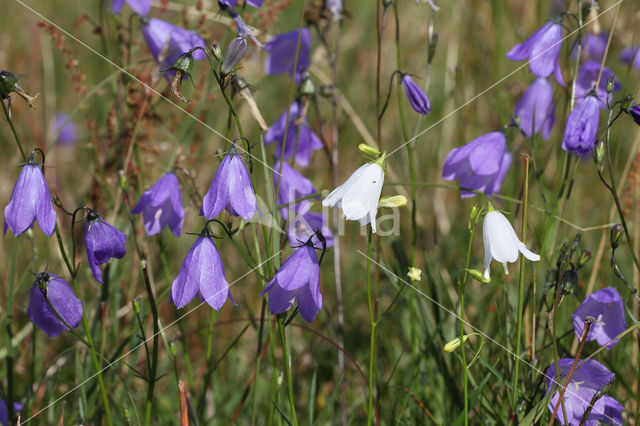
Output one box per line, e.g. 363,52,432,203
482,210,540,281
629,105,640,126
141,18,206,75
620,45,640,73
54,112,78,146
513,78,555,139
221,37,248,75
400,74,431,115
171,229,232,310
111,0,151,15
506,21,565,85
260,240,322,322
571,32,608,62
573,287,626,349
442,132,512,198
219,0,263,8
323,161,385,233
27,272,83,338
575,61,619,107
201,145,257,220
561,94,600,156
264,28,311,82
265,101,323,167
274,160,317,218
131,172,185,236
4,149,56,237
545,359,624,425
287,211,334,249
0,401,23,426
85,209,127,283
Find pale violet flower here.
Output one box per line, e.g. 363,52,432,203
482,210,540,280
322,162,384,233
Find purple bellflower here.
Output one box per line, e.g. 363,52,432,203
55,113,78,146
220,0,263,7
571,33,608,62
620,46,640,73
131,172,185,236
265,101,323,167
575,61,619,107
561,94,600,156
573,287,626,349
85,210,127,283
442,132,512,198
629,105,640,126
506,21,565,85
141,18,206,74
260,241,322,322
4,151,56,237
401,74,430,115
545,359,624,425
171,234,231,310
274,160,317,218
287,211,333,248
0,401,23,426
27,273,83,338
112,0,151,15
264,28,311,82
513,78,556,139
201,146,257,220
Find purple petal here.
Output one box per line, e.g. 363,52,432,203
227,155,257,220
562,95,600,156
28,276,82,338
529,23,562,78
514,78,555,139
264,28,311,78
126,0,151,15
202,155,232,219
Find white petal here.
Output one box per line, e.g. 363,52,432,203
518,241,540,261
341,164,384,222
322,163,370,208
484,211,519,264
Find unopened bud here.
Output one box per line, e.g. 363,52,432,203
606,77,614,94
221,37,247,75
466,268,491,284
578,249,591,268
593,139,605,166
210,43,223,62
299,76,316,96
444,335,469,352
610,224,624,249
378,195,407,208
468,204,482,229
132,298,141,314
358,143,381,156
118,170,128,190
407,266,422,282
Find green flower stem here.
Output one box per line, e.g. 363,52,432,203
141,259,159,426
366,228,377,426
278,318,299,426
5,238,19,425
1,99,27,162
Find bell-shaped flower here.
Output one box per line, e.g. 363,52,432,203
85,210,127,283
620,45,640,73
221,37,247,74
506,21,565,84
0,401,23,426
572,287,626,349
400,74,430,115
259,242,322,322
575,61,619,107
287,211,333,248
265,101,323,167
513,78,555,139
264,28,311,82
274,160,317,218
54,112,78,146
171,236,231,310
323,162,385,233
629,105,640,126
111,0,151,15
545,359,624,425
571,32,608,62
28,273,82,338
561,94,600,156
201,146,257,221
4,152,56,237
131,172,185,236
482,210,540,280
141,18,206,74
442,132,512,199
220,0,263,7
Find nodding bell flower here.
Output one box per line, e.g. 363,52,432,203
264,28,311,82
575,61,619,107
322,161,385,233
620,45,640,73
54,113,78,146
4,151,56,237
482,210,540,281
260,240,322,322
85,210,127,283
561,94,600,156
221,37,248,75
400,74,431,115
201,145,257,221
0,401,23,426
111,0,151,15
171,234,232,310
287,211,333,248
629,105,640,126
571,32,608,62
27,273,83,338
513,78,555,139
572,287,626,349
274,160,317,219
219,0,263,8
131,172,185,236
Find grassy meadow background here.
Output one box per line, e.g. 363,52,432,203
1,0,640,424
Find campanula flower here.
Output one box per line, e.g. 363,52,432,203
131,172,185,236
442,132,512,198
620,45,640,72
575,61,619,107
513,78,555,139
287,212,333,248
141,18,206,74
545,359,623,425
506,21,565,85
274,160,317,218
221,37,247,74
629,105,640,126
85,210,127,283
400,74,430,115
482,210,540,281
561,94,600,156
201,146,257,220
571,33,608,62
27,273,83,338
573,287,626,349
171,236,231,310
260,242,322,322
264,28,311,82
220,0,263,7
55,113,78,146
323,162,385,233
111,0,151,15
4,152,56,237
0,401,23,426
265,101,323,167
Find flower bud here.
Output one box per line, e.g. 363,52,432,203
468,204,482,229
299,76,316,96
444,335,469,352
407,266,422,282
358,143,382,156
466,268,491,284
132,298,141,314
170,341,178,356
210,43,223,62
578,249,591,268
378,195,407,209
0,70,19,99
221,37,247,75
606,77,615,94
610,224,624,249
